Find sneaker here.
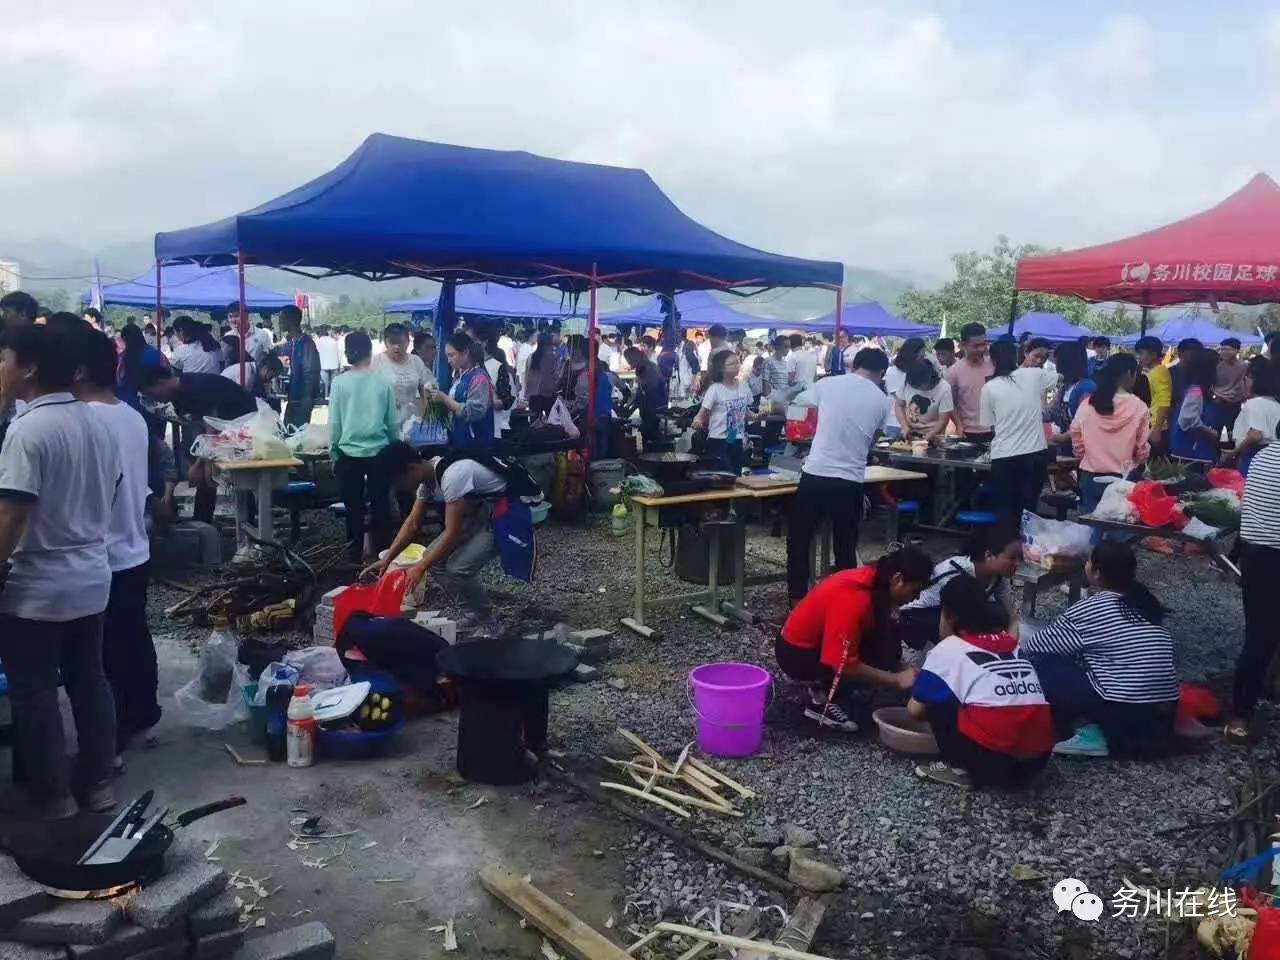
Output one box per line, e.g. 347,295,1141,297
914,760,972,789
804,700,858,733
1052,723,1109,757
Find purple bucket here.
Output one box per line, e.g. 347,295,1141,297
688,662,772,758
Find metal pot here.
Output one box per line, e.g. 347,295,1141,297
637,452,698,484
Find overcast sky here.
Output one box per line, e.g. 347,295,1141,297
5,0,1280,280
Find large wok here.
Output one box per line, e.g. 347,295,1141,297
637,452,698,484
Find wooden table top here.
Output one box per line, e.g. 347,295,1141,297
630,465,926,508
214,457,302,471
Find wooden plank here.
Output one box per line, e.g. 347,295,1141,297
215,457,302,471
774,896,834,953
479,865,633,960
600,782,691,818
653,923,836,960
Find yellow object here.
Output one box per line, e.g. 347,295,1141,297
359,705,371,719
371,709,383,722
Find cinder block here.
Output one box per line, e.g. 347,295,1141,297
69,923,182,960
9,897,125,945
187,894,238,939
0,858,50,927
126,858,226,930
232,923,334,960
192,927,244,960
569,628,613,647
0,942,64,960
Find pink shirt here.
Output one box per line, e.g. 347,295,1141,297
945,357,995,433
1069,392,1151,476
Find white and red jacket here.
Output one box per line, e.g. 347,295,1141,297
912,631,1054,759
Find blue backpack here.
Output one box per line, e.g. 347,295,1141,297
437,452,542,582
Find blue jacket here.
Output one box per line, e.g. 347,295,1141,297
449,366,495,452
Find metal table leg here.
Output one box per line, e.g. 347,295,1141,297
721,516,757,624
692,519,730,627
620,503,658,639
256,470,275,544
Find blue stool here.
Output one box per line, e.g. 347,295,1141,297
275,481,317,544
954,510,997,526
887,499,920,541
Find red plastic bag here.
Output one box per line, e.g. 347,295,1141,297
1251,905,1280,959
1128,480,1187,529
1176,682,1223,726
332,569,410,640
1207,467,1245,497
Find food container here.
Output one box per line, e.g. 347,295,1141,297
872,707,939,755
910,440,929,456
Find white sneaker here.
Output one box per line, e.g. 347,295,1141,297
804,700,858,733
914,760,973,789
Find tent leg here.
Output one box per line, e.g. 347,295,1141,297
434,279,456,387
154,260,163,348
832,287,844,374
1007,289,1019,336
1140,304,1149,336
237,251,248,389
585,264,599,463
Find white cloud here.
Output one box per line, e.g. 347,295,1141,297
2,2,1280,280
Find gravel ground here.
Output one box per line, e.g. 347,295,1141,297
154,505,1278,959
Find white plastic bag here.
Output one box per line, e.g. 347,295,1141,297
251,662,300,706
286,422,332,456
547,397,581,440
283,646,348,691
192,400,286,462
1094,480,1138,523
173,631,250,730
1020,510,1095,569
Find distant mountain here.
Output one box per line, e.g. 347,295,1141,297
0,236,928,319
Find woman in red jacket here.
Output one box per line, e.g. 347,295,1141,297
776,547,934,732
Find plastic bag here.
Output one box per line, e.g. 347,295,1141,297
332,569,411,639
547,397,581,440
401,415,449,448
191,400,285,463
1020,510,1095,569
284,646,349,691
1128,480,1187,529
1094,479,1138,523
1207,467,1245,497
173,630,250,729
285,422,331,456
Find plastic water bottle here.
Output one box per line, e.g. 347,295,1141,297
611,502,629,536
264,670,295,763
286,684,317,768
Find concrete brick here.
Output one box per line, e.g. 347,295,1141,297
186,894,237,939
0,942,64,960
191,928,244,960
125,858,226,930
569,628,613,647
69,923,181,960
9,897,126,945
0,858,51,927
787,851,844,893
571,663,598,682
232,923,334,960
126,942,186,960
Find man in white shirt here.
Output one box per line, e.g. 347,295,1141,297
315,324,341,398
788,333,820,387
786,347,893,602
78,329,160,767
0,325,121,818
369,443,510,633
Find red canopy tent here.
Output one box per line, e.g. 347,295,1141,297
1014,173,1280,331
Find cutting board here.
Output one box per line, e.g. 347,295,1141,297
736,473,798,490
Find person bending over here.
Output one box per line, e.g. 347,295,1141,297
895,523,1021,653
366,442,510,635
776,547,933,733
908,575,1053,789
1018,540,1178,758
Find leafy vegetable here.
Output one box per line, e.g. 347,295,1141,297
1146,457,1187,481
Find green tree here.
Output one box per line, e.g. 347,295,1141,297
898,236,1095,336
1258,304,1280,334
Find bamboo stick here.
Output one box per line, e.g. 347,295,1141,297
652,924,836,960
688,757,757,800
600,782,690,818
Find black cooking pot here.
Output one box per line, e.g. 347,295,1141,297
637,452,698,484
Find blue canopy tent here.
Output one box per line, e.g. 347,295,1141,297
1116,313,1263,347
1006,311,1095,342
797,301,939,338
599,290,775,331
83,263,293,312
154,133,843,451
384,282,576,319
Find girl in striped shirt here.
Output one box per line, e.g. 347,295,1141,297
1018,541,1178,759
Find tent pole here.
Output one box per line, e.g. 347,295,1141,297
154,260,163,348
1140,304,1149,337
237,251,248,389
1007,290,1019,336
832,287,844,374
434,279,456,386
585,263,599,463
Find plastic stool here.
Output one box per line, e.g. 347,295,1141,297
886,498,921,542
955,510,997,526
275,481,317,544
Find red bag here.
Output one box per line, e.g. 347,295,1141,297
332,569,410,640
1176,682,1223,726
1251,905,1280,959
1128,481,1187,529
1207,467,1245,497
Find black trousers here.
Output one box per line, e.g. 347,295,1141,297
786,472,862,602
103,562,161,751
284,399,315,431
336,452,395,561
990,450,1048,524
704,438,746,474
1234,542,1280,719
925,701,1047,788
774,633,834,687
